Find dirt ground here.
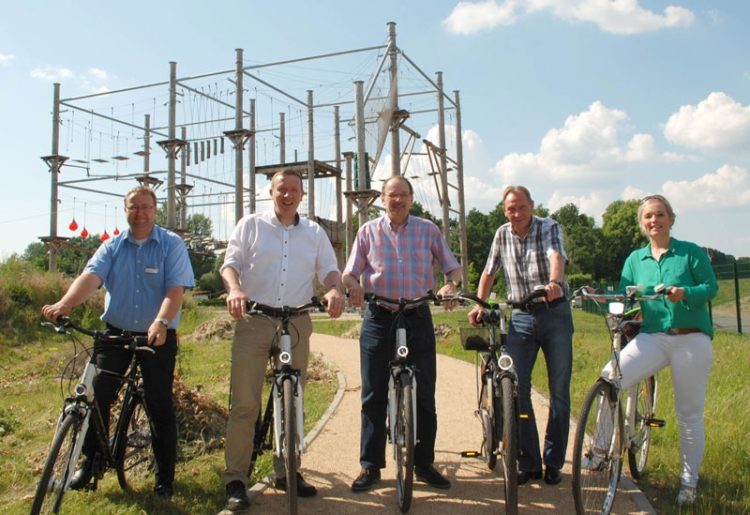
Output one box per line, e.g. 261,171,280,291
223,332,655,514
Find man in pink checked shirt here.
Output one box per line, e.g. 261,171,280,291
343,175,462,492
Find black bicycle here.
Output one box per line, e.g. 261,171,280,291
31,317,157,515
362,291,440,513
443,287,547,515
242,297,324,515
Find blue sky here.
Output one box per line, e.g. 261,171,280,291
2,0,749,259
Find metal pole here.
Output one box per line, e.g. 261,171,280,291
234,48,244,223
355,81,367,228
387,21,400,176
436,72,450,240
454,90,469,287
335,105,342,225
248,98,256,213
167,62,177,228
734,261,743,334
49,83,62,272
144,114,151,174
180,126,188,230
307,89,315,218
280,112,286,165
343,151,353,259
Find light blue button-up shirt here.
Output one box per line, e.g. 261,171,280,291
85,224,195,331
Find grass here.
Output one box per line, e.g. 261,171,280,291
0,307,338,515
313,307,750,514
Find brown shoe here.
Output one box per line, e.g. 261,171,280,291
351,467,380,492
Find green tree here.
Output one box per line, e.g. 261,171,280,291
23,236,103,275
600,199,646,282
552,203,604,278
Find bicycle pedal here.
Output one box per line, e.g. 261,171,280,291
519,413,529,420
461,450,481,458
645,418,666,428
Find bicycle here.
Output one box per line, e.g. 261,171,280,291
241,297,325,515
571,285,667,515
442,287,547,515
362,291,440,513
31,317,157,515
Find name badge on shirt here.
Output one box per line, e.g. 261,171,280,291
145,267,160,274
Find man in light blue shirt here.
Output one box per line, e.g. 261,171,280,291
43,186,195,500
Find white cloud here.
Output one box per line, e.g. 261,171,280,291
663,92,750,153
495,101,682,185
30,66,75,81
622,185,647,201
443,0,695,35
547,189,609,222
0,52,16,66
87,67,108,80
662,164,750,209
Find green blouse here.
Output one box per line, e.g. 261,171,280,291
619,237,718,339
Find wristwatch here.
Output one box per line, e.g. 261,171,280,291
549,279,564,287
155,317,169,328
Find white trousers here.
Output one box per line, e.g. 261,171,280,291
601,331,712,488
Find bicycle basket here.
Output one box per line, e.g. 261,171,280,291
622,306,642,343
460,327,490,352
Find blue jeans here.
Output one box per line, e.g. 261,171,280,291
358,303,437,470
507,300,573,472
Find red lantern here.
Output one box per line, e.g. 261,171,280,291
69,218,78,231
100,230,110,242
81,227,89,238
113,227,120,235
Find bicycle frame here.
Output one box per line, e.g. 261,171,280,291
272,329,305,458
387,319,418,447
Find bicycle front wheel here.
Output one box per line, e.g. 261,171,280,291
115,396,155,490
499,375,518,515
282,377,298,515
394,371,414,513
572,379,623,515
479,372,497,470
31,412,83,515
627,375,656,479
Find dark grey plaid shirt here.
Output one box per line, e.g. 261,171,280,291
484,216,568,303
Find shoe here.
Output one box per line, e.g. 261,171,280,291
415,464,451,489
544,466,562,485
582,452,605,471
351,467,381,492
225,480,250,511
275,472,317,497
154,483,173,500
676,485,697,505
68,458,94,490
517,469,542,485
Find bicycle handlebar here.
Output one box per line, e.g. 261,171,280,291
573,284,666,305
363,291,439,311
440,287,548,310
44,316,155,353
244,297,326,319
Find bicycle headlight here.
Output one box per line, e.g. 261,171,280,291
498,354,513,371
279,351,292,364
396,345,409,358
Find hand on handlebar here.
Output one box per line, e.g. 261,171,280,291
468,304,484,326
346,283,365,308
41,301,72,322
225,288,248,320
665,286,685,303
323,288,345,318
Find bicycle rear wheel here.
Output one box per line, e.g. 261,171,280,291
572,379,623,515
479,371,497,470
31,412,83,515
282,377,298,515
499,375,518,515
627,375,656,479
115,396,155,490
395,370,414,513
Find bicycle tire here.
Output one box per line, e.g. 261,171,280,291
395,370,414,513
31,412,83,515
115,396,155,490
282,377,298,515
572,379,623,515
627,375,656,479
499,375,518,515
480,371,498,470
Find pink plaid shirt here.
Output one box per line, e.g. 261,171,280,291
344,214,460,300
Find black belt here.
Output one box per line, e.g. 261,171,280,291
517,297,566,313
370,302,430,317
106,323,176,336
665,327,701,335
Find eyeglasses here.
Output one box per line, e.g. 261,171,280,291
384,193,411,200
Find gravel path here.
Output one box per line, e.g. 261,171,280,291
234,333,655,514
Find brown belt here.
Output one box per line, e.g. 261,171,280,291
665,327,701,335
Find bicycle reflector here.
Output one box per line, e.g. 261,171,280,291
396,345,409,358
461,450,480,458
279,351,292,364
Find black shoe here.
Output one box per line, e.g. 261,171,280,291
68,458,94,490
415,464,451,490
154,483,173,500
544,466,562,485
351,467,381,492
275,472,317,497
517,469,543,485
225,480,250,511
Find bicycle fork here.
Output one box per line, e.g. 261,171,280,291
388,327,417,447
272,333,305,457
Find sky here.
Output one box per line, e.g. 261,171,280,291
2,0,750,260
